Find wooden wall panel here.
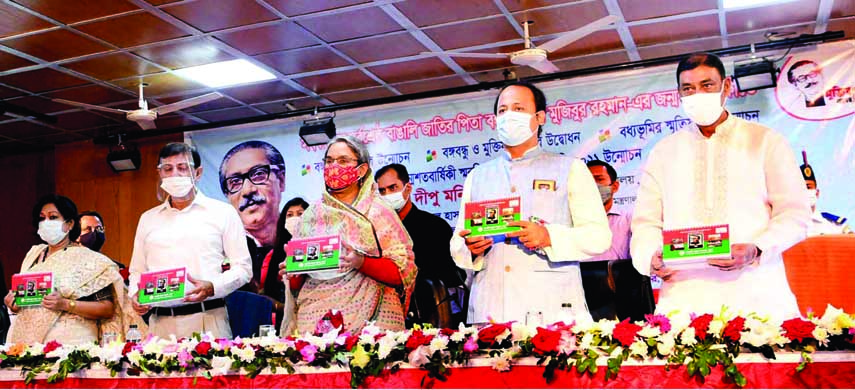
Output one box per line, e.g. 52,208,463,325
0,150,55,289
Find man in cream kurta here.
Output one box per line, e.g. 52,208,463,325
451,81,611,325
631,53,810,322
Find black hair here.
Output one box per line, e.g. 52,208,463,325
676,52,727,85
493,81,547,137
32,194,81,242
586,160,617,183
787,60,819,84
158,142,201,168
79,210,104,228
283,197,309,212
218,140,286,194
374,163,410,184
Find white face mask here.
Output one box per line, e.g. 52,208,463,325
381,190,407,211
38,220,68,246
284,216,301,234
680,90,726,126
161,176,195,198
806,188,818,208
497,111,536,146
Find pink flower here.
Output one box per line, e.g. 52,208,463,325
300,344,318,363
43,341,62,354
162,344,179,355
177,350,193,368
644,314,672,333
558,331,577,355
463,337,478,353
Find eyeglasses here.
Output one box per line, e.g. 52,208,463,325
157,162,194,175
323,156,360,166
223,165,278,194
793,70,820,84
82,225,105,234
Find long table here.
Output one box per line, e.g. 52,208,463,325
1,352,853,388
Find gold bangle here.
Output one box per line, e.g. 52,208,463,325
68,299,76,313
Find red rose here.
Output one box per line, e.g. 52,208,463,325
613,319,642,347
782,318,816,343
690,314,714,341
195,341,212,356
122,342,134,355
722,317,745,342
374,332,388,342
477,324,510,346
345,334,359,351
326,310,344,330
440,328,455,337
531,327,561,354
43,340,62,354
405,330,433,351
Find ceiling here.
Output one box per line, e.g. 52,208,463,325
0,0,852,155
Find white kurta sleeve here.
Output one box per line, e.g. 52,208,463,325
209,207,252,299
630,145,664,276
450,173,487,271
542,159,611,261
752,133,810,256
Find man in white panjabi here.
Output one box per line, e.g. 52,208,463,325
450,81,611,325
129,142,252,339
631,53,810,322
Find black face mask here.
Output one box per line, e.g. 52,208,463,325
79,231,106,252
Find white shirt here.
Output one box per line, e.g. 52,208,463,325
631,113,810,321
129,191,252,307
808,210,850,236
450,146,611,323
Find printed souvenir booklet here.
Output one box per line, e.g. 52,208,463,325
12,272,53,307
138,267,186,304
464,196,522,237
286,235,341,274
662,224,731,265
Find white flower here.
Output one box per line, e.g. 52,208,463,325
657,333,675,356
422,328,440,337
377,334,398,360
233,345,256,363
211,356,233,376
429,336,449,355
629,340,648,358
46,345,72,361
491,356,511,372
361,322,382,338
306,335,330,350
637,325,661,339
609,346,624,358
495,328,512,343
96,344,123,364
26,343,45,356
272,341,291,354
450,331,465,343
679,327,697,346
812,327,829,345
708,320,724,337
668,312,692,335
818,305,845,336
579,333,595,350
572,317,594,334
358,334,376,346
408,345,431,367
126,350,143,366
597,319,618,336
511,322,533,342
396,330,413,344
143,340,164,356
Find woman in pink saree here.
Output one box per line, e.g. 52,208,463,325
280,136,416,334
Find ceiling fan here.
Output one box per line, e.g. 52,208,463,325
422,15,619,74
52,83,224,130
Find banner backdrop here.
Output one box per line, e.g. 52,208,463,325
190,40,855,228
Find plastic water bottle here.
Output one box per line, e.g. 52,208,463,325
127,324,142,344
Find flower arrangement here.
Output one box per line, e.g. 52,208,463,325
0,306,853,388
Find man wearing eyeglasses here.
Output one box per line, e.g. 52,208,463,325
78,210,129,282
219,140,287,290
787,60,827,108
129,142,252,339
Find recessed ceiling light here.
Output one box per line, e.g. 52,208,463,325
174,59,276,88
723,0,798,10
